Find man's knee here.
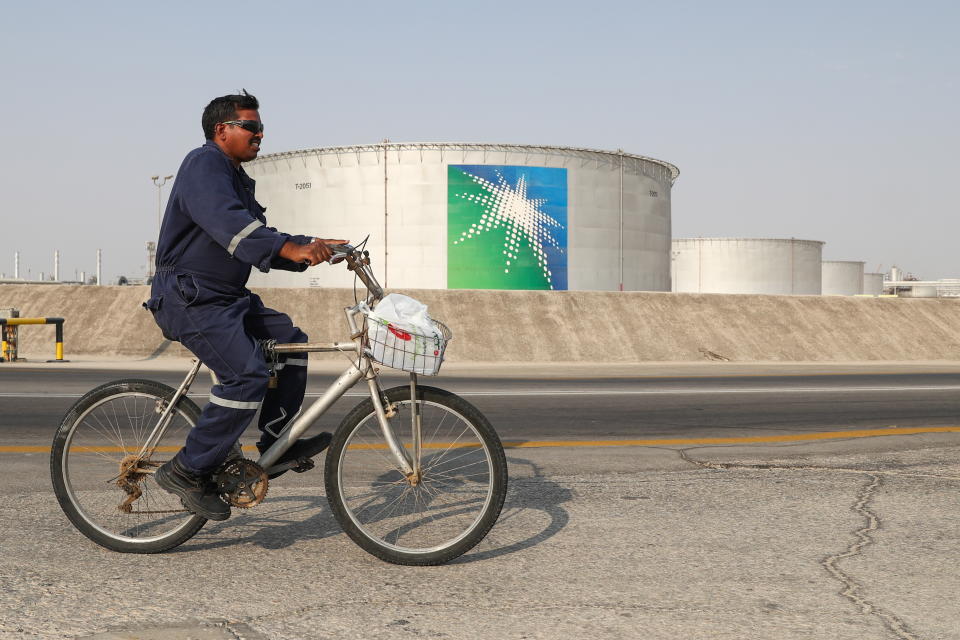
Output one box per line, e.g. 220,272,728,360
243,366,272,396
215,359,271,400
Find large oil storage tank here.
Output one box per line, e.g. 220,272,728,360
671,238,824,295
863,272,885,295
821,260,865,296
244,143,678,291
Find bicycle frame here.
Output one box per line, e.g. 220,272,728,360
260,309,416,478
135,246,423,481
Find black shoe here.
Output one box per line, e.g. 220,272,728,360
222,441,244,466
155,456,231,521
258,432,332,479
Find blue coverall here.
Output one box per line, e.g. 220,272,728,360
145,141,312,475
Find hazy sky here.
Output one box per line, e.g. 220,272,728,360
2,1,957,282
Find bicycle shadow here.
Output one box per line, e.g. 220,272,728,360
452,455,571,564
173,453,572,560
172,492,338,553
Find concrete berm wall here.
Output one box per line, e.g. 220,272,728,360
3,284,960,363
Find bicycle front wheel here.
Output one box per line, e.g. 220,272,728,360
50,379,207,554
325,385,508,565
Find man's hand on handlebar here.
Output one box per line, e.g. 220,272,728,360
326,242,355,264
279,238,350,266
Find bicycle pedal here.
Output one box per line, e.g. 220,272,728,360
292,458,316,473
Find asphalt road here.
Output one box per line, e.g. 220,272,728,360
2,365,960,639
5,368,960,447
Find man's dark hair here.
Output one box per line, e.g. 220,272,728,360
202,90,259,139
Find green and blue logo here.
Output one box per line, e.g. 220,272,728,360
447,165,567,290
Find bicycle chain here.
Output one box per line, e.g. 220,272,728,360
116,456,269,514
122,508,190,514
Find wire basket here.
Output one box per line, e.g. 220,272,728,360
365,318,452,376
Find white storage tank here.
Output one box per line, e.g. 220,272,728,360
863,272,885,295
822,260,865,296
671,238,824,295
244,142,678,291
899,285,939,298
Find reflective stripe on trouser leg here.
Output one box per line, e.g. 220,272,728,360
181,398,263,473
174,293,271,475
208,395,262,411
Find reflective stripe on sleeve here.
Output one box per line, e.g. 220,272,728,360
208,395,262,410
227,220,265,255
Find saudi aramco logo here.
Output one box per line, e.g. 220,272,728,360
447,165,568,290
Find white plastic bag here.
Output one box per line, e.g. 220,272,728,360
364,294,446,374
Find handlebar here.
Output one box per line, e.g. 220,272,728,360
329,243,384,303
327,243,354,264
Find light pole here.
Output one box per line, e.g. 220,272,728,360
151,175,173,234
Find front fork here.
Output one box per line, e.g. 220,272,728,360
409,373,422,484
364,369,422,482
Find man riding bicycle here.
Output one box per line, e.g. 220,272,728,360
144,90,344,521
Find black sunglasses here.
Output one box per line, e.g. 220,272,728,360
221,120,264,134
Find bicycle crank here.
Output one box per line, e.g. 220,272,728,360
215,459,269,508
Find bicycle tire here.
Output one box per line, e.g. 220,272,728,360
50,379,207,553
325,385,507,565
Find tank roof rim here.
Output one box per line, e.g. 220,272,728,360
673,237,825,245
248,141,680,182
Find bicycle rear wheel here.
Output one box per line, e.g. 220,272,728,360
50,379,207,553
325,385,507,565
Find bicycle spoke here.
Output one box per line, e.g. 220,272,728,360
423,403,452,445
355,427,406,471
78,415,126,453
56,387,203,549
423,449,487,476
366,485,413,524
333,390,505,561
109,399,127,453
426,462,490,481
72,445,124,466
420,423,473,471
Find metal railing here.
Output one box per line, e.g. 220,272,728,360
0,317,66,362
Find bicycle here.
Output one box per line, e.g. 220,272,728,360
50,244,508,565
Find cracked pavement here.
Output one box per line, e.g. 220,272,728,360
3,433,959,639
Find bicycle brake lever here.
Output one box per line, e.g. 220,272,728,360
327,243,354,265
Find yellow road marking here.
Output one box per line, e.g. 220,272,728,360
501,425,960,448
8,425,960,454
3,445,259,454
520,370,960,381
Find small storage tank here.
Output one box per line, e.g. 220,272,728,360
899,285,939,298
822,260,865,296
671,238,824,295
863,272,885,295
